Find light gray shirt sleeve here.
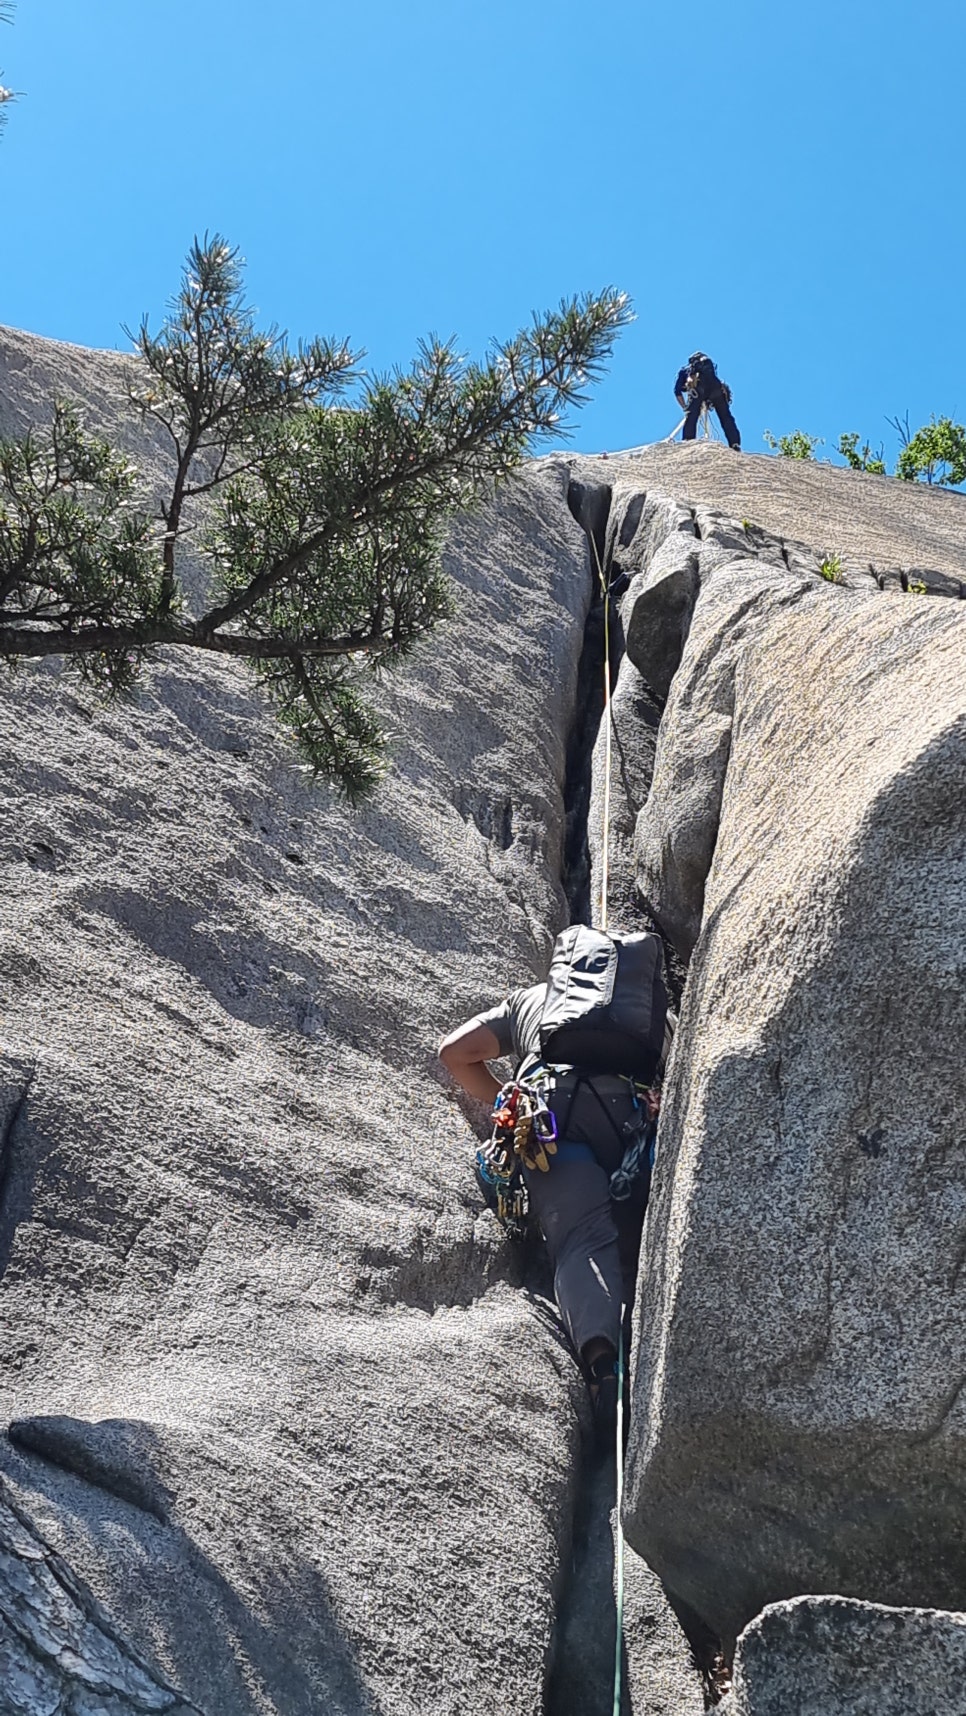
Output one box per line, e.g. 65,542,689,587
466,999,515,1057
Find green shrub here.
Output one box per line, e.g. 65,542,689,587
895,417,966,488
838,433,887,475
764,429,823,460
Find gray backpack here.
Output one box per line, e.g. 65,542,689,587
538,924,670,1083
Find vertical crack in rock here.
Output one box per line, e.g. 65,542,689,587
547,485,703,1715
562,481,622,925
0,1061,35,1283
562,479,688,1001
0,1075,31,1208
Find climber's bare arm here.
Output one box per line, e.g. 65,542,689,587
438,1020,503,1105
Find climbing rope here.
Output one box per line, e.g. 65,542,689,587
602,402,725,452
612,1323,626,1716
661,402,726,443
587,528,627,1714
588,532,613,934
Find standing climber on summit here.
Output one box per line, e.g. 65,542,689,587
674,351,741,449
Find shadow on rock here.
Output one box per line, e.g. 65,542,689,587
1,1417,384,1716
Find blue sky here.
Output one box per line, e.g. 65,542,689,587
2,0,964,463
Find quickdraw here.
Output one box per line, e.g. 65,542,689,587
489,1078,558,1175
474,1074,559,1240
474,1140,530,1233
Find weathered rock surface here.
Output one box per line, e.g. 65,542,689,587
0,327,601,1716
619,480,966,1647
0,329,711,1715
722,1595,966,1715
574,439,966,579
0,1488,198,1715
5,326,966,1711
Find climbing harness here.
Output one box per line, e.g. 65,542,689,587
479,1057,658,1237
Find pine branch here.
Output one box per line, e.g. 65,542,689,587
0,236,632,791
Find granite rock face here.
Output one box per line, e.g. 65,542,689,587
617,479,966,1648
722,1595,966,1716
0,328,610,1716
4,331,966,1712
576,438,966,579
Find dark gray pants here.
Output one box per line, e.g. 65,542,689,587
524,1138,644,1358
682,386,741,449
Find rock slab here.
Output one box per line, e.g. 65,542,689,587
723,1595,966,1716
620,498,966,1647
0,326,598,1716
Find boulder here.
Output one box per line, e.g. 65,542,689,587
632,554,817,957
622,522,966,1646
586,647,664,940
723,1595,966,1716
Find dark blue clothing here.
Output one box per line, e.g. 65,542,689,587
674,355,740,448
674,364,694,398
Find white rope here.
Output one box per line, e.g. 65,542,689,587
588,533,613,933
588,526,625,1713
661,412,687,443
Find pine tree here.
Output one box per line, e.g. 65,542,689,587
0,236,631,796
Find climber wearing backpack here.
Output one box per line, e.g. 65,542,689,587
673,351,741,449
439,924,673,1450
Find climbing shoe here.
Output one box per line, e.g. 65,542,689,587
588,1348,619,1457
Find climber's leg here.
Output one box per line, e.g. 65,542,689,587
713,393,741,450
681,399,702,441
523,1146,623,1358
